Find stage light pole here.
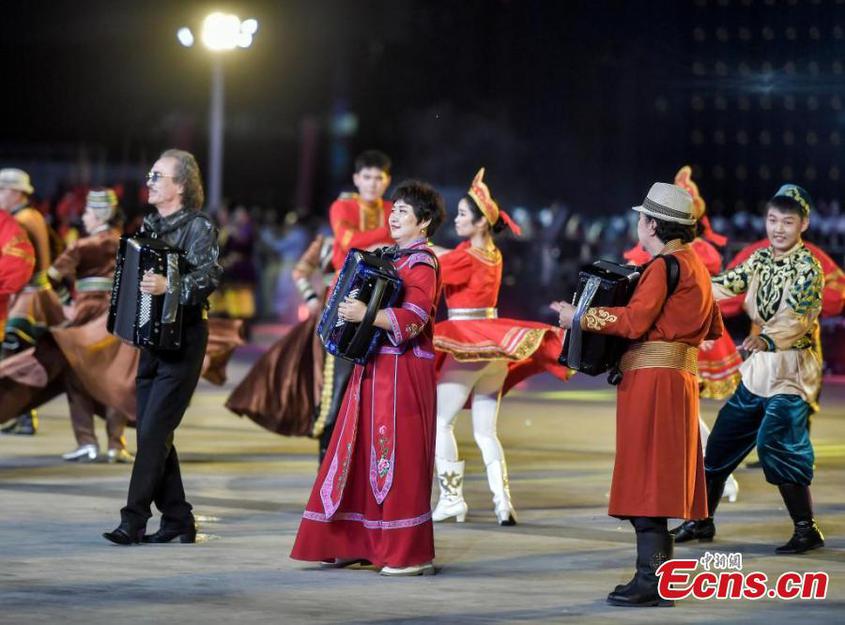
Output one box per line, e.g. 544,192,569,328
178,14,258,212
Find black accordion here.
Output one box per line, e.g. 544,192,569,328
317,248,403,364
108,235,185,350
559,259,641,384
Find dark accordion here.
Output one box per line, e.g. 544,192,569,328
108,235,185,350
559,260,641,383
317,248,403,365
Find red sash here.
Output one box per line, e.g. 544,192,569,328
319,355,398,517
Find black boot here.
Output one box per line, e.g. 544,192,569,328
775,483,824,554
607,518,674,607
143,518,197,544
103,522,146,545
670,475,723,543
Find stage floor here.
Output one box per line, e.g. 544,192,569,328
1,357,843,624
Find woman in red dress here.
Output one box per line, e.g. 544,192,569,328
430,169,571,525
290,180,445,576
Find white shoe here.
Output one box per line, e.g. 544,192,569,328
380,562,435,576
722,474,739,503
432,458,468,522
62,444,99,462
486,460,517,525
107,448,134,464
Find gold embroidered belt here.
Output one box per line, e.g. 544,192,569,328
448,307,498,320
619,341,699,375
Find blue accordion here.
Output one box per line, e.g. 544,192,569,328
317,248,403,364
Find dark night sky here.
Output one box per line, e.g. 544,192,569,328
2,0,844,218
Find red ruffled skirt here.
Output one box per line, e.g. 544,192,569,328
698,332,742,400
433,317,572,395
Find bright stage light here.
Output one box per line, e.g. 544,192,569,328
201,12,242,51
241,18,258,36
177,27,194,47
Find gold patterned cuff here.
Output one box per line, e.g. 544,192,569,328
581,307,618,332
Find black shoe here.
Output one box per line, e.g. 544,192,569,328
103,524,145,545
142,523,197,544
775,521,824,554
607,575,674,607
670,519,715,543
0,412,37,436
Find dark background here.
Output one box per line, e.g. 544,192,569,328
2,0,844,218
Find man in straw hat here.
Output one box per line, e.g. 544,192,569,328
672,184,825,554
0,168,63,435
553,182,724,607
46,188,133,463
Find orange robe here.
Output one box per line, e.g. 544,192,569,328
625,238,741,398
580,242,723,519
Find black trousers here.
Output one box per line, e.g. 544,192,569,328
121,320,208,529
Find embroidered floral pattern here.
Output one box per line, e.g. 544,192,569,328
376,425,391,478
582,307,618,331
405,322,421,338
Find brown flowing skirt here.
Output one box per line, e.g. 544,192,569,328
225,314,323,437
0,312,244,424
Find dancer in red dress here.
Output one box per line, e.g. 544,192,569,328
291,180,445,576
430,168,571,525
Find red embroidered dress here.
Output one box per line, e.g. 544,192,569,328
625,239,742,399
290,240,441,568
433,241,570,392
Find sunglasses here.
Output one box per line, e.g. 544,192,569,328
146,171,176,184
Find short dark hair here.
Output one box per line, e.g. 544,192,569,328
464,194,507,235
160,148,205,211
354,149,391,175
766,195,806,218
648,215,695,244
391,180,446,237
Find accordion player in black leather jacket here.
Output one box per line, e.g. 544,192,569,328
104,149,222,546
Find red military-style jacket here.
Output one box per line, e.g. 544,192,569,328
329,193,393,270
0,211,35,327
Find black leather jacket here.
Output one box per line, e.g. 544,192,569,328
141,208,223,308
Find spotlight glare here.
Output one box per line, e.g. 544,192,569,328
177,27,194,47
201,12,242,51
241,18,259,35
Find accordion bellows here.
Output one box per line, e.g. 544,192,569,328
108,236,185,350
559,260,641,379
318,248,403,364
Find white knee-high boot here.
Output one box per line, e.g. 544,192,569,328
485,459,516,525
432,457,468,522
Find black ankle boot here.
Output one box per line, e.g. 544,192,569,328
103,523,145,545
776,484,824,554
608,519,674,607
142,520,198,544
670,518,715,543
776,521,824,554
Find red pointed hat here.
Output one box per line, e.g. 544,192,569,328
674,165,727,247
467,168,521,235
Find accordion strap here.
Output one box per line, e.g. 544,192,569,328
346,277,390,357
